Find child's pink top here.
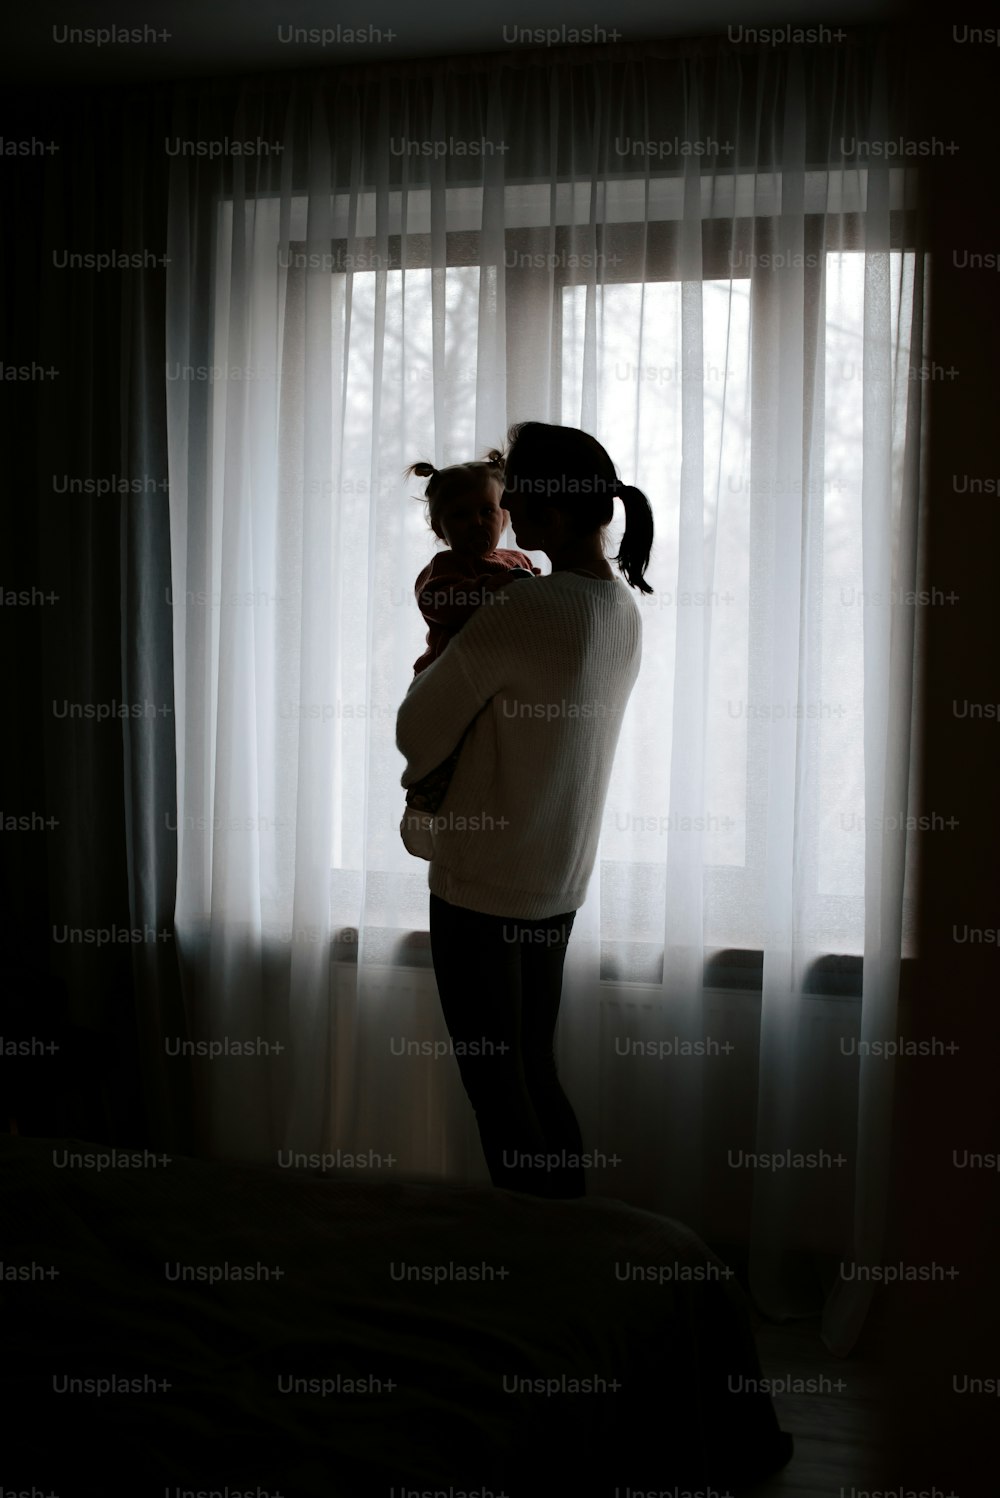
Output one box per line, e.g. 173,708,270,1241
413,547,541,674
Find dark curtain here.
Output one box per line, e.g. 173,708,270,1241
0,83,195,1152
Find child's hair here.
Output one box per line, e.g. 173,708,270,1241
404,455,507,541
498,421,654,593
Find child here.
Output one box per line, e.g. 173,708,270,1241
401,453,540,859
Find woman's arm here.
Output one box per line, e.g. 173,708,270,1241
397,584,522,786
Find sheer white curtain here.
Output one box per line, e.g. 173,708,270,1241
164,39,925,1353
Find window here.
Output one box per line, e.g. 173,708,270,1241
210,172,920,973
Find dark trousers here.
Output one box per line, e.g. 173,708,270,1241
428,892,585,1199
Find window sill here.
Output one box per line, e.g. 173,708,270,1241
330,929,913,1000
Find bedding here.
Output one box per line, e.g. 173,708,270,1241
1,1134,793,1494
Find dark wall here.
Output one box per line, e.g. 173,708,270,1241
879,26,1000,1492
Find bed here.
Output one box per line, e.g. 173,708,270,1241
1,1133,793,1494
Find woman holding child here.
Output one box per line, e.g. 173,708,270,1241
395,421,653,1200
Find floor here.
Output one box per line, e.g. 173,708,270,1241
742,1315,884,1496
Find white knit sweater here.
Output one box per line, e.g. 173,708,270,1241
396,570,643,918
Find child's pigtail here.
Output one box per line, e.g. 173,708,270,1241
404,461,443,538
404,461,438,485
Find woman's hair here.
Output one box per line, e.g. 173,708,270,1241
403,456,506,541
498,421,654,593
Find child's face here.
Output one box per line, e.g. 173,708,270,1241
436,480,507,557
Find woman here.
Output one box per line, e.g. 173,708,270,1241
395,421,653,1199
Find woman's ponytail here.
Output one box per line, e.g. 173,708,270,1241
615,485,654,595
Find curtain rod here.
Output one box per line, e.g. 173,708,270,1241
0,23,909,109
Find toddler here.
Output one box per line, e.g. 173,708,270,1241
401,452,540,859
